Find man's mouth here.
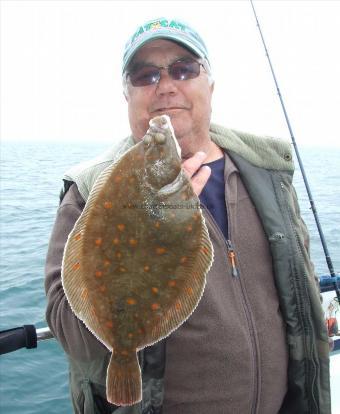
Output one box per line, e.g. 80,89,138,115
151,107,187,114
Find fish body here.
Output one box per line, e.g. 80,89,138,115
62,115,213,405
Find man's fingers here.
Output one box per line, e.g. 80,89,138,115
182,151,211,196
191,165,211,196
182,151,207,178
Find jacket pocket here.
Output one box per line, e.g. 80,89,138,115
74,378,121,414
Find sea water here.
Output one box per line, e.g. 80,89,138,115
0,142,339,413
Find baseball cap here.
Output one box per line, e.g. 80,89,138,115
122,17,210,74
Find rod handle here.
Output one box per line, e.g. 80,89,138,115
0,325,37,355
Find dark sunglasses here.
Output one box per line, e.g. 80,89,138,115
126,58,206,87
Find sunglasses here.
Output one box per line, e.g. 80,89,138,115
126,58,206,87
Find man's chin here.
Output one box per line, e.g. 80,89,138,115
150,109,187,125
147,112,191,142
166,117,189,138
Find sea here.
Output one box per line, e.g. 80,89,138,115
0,141,339,414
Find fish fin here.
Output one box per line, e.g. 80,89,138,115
106,352,142,406
146,216,214,346
62,143,144,344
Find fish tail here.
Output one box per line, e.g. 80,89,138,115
106,351,142,406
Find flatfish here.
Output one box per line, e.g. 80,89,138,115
61,115,213,406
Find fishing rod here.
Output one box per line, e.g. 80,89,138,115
250,0,340,303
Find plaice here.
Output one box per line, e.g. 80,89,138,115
61,115,214,406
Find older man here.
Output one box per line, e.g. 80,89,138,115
45,18,331,414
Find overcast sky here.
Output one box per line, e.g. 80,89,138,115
1,0,340,147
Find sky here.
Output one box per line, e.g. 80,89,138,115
1,0,340,147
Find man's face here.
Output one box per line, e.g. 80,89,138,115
124,39,214,157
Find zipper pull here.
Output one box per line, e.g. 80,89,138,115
226,239,239,277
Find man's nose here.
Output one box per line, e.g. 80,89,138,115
155,69,178,96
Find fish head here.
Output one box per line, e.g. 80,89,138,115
142,115,182,191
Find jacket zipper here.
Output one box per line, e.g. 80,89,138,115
201,204,260,414
226,239,239,277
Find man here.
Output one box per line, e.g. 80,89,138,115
45,17,331,414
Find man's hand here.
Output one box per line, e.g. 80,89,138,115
182,152,211,196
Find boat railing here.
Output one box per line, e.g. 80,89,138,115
0,275,339,356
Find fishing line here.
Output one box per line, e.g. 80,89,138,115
250,0,340,303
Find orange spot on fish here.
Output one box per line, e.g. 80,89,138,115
95,238,102,246
156,247,166,255
114,176,122,183
117,224,125,231
180,256,187,264
175,301,182,310
154,221,161,229
129,238,138,246
151,303,160,311
104,201,113,209
74,233,82,241
99,285,106,292
119,266,127,273
112,238,120,245
144,265,150,272
151,287,159,294
186,225,192,232
104,260,111,266
73,262,80,271
95,270,103,278
186,287,193,295
115,251,122,259
128,333,134,339
105,321,113,329
168,280,176,287
126,298,137,305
